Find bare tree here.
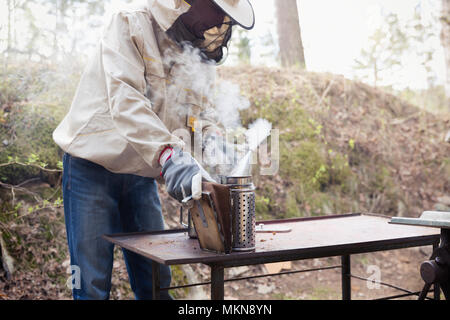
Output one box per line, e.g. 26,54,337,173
353,13,409,88
275,0,306,68
6,0,13,58
441,0,450,105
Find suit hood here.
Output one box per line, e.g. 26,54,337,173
148,0,191,32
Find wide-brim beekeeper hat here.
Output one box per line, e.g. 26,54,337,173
211,0,255,30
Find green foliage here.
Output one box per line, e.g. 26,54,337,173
0,183,64,272
280,140,329,193
285,192,301,218
307,286,339,300
0,61,76,184
3,0,109,61
242,93,354,219
348,139,355,150
169,265,189,299
271,293,296,300
0,105,62,184
255,194,271,220
255,182,284,220
407,6,440,87
353,13,409,87
353,7,441,90
372,166,392,193
397,85,448,115
327,152,352,192
444,158,450,175
234,29,252,64
0,60,68,279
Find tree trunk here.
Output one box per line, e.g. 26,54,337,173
0,232,15,280
7,0,12,56
441,0,450,105
53,0,59,59
373,60,379,88
275,0,306,68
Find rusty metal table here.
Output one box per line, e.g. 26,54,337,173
103,213,441,300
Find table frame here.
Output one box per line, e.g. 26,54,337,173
104,214,441,300
152,242,440,300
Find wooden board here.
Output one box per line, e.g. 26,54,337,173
190,194,226,254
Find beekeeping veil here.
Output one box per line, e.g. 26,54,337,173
165,0,255,64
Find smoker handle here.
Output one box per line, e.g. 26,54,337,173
180,195,194,228
180,206,189,228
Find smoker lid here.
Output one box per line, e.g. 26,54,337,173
390,211,450,229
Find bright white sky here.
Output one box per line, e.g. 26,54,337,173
0,0,446,89
245,0,445,89
296,0,445,89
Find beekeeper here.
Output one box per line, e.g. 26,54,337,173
52,0,254,300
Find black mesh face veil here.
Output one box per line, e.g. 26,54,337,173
195,19,234,64
166,0,237,64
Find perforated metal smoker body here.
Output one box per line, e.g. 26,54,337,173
227,176,256,252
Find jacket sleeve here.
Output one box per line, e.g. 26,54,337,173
101,11,185,170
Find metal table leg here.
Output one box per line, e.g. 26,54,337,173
341,255,351,300
210,265,225,300
152,260,161,300
432,242,441,300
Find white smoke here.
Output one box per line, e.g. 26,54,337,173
161,43,272,179
229,119,273,177
213,80,251,129
162,44,217,119
246,118,272,152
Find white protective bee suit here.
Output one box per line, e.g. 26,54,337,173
53,0,222,178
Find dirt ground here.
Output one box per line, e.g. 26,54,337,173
220,248,437,300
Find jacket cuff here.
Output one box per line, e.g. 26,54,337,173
159,146,174,167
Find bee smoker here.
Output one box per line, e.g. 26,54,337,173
226,176,256,252
180,176,257,253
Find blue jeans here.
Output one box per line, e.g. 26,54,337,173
62,153,172,300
